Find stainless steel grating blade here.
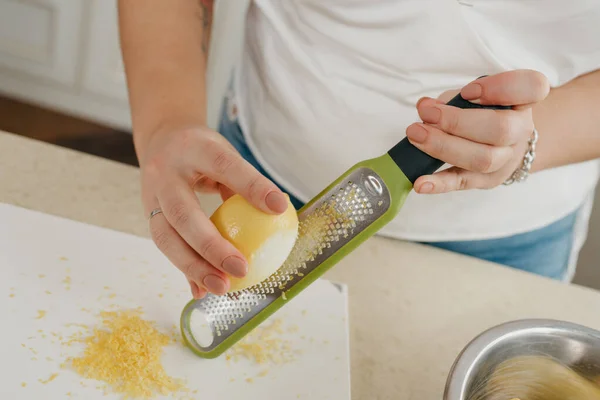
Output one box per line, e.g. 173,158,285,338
181,166,392,354
179,89,512,358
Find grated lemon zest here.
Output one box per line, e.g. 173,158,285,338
39,373,59,384
63,309,187,399
224,318,302,365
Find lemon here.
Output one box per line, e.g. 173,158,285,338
210,194,299,293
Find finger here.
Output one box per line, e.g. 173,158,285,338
199,137,289,214
196,287,208,299
193,176,220,193
418,102,532,146
148,212,230,295
460,70,550,108
188,279,205,299
192,177,234,201
417,96,444,108
406,123,514,173
191,177,234,201
157,180,249,279
188,279,208,299
219,185,236,201
413,167,492,194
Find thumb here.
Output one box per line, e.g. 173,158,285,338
460,70,550,108
203,146,289,214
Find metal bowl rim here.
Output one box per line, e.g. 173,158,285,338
443,318,600,399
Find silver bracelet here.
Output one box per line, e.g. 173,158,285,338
503,127,539,185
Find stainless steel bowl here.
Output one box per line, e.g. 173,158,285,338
443,319,600,400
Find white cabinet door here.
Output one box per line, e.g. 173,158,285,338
81,0,129,102
0,0,84,86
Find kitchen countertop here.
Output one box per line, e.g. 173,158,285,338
2,129,600,399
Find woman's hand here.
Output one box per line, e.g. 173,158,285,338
406,70,551,194
140,126,289,299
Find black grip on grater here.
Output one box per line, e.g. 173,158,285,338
388,84,512,184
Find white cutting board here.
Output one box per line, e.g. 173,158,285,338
0,203,351,399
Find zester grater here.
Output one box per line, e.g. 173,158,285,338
180,90,510,359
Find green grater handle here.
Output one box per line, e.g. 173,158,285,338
179,76,513,360
388,83,512,183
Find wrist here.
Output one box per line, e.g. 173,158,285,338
133,115,209,165
503,127,538,185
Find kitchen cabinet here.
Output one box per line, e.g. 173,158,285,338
0,0,131,130
80,0,128,103
0,0,83,86
0,0,244,131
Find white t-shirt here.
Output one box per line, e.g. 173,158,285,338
233,0,600,242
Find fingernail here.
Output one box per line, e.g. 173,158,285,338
419,182,434,193
204,275,228,295
416,97,429,108
462,83,482,100
265,191,288,213
222,256,247,278
406,124,428,144
420,107,441,124
417,97,441,108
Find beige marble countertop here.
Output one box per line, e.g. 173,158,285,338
2,130,600,399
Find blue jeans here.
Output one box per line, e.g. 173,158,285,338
217,96,578,281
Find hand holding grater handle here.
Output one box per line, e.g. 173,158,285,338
387,87,512,183
180,77,514,360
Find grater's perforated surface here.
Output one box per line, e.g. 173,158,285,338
182,167,391,352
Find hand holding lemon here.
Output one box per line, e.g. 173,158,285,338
139,126,296,299
210,194,299,293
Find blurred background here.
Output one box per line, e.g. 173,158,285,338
0,0,598,289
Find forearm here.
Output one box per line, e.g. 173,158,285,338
117,0,214,161
532,69,600,173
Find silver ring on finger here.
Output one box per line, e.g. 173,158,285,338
148,208,163,221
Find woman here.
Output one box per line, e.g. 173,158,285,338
118,0,600,299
